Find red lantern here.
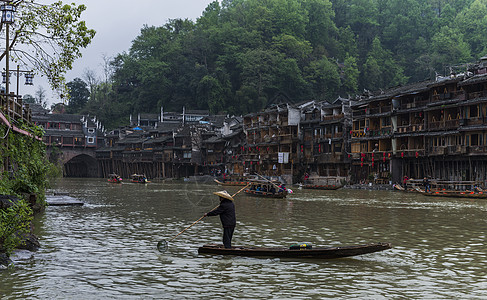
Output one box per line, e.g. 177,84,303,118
350,130,352,135
361,162,364,167
388,153,391,158
372,157,374,162
401,152,404,158
361,157,364,162
415,151,419,158
348,154,351,158
383,157,386,162
371,153,374,157
372,162,375,167
301,145,304,152
383,152,386,157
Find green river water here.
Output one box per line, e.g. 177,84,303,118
1,178,486,299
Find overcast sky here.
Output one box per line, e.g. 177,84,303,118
23,0,216,104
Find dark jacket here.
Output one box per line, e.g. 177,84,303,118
207,199,236,228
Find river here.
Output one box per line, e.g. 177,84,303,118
1,178,486,299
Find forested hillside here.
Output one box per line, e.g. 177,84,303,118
68,0,485,129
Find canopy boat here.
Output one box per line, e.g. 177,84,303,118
243,180,288,198
198,242,392,259
410,180,487,198
302,177,342,190
131,174,148,184
419,189,487,199
107,174,122,184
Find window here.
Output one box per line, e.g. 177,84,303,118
88,128,95,133
87,137,95,144
183,151,192,159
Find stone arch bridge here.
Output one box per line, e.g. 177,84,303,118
46,146,99,178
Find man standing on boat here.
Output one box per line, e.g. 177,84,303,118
423,177,431,193
204,191,236,249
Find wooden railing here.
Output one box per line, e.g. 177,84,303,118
0,93,31,123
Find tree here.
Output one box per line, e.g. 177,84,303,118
35,86,48,108
430,26,472,74
362,37,408,91
22,94,36,104
0,1,96,95
455,0,487,58
66,78,89,114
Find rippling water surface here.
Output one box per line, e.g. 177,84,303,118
1,178,487,299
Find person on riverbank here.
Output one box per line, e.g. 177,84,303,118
204,190,236,249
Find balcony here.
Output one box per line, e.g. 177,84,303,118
397,124,424,133
368,127,392,137
429,119,460,130
467,90,487,100
368,106,391,115
351,130,366,138
446,145,467,155
398,100,429,110
429,146,446,156
469,145,487,154
463,117,484,126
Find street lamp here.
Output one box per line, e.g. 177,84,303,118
1,2,16,98
1,3,15,24
2,71,10,84
24,72,33,85
3,66,34,95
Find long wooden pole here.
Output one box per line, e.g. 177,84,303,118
254,173,282,190
166,183,251,243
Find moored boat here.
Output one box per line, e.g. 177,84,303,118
302,176,342,190
420,190,487,199
198,242,392,259
107,173,122,184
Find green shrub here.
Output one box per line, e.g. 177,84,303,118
0,199,33,255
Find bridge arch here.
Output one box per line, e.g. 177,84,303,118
47,147,99,178
63,154,99,177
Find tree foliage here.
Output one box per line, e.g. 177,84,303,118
0,121,59,255
0,1,96,95
66,78,89,114
70,0,487,129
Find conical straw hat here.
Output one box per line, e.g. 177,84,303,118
213,190,234,201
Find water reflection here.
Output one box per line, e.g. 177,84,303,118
1,178,486,298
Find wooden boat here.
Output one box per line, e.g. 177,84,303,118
420,190,487,199
302,177,342,190
393,184,405,191
243,180,288,198
131,174,148,184
198,242,392,259
107,173,122,184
